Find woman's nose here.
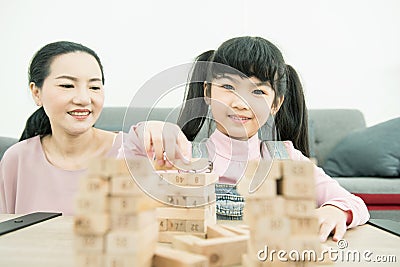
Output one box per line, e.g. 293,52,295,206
72,87,91,105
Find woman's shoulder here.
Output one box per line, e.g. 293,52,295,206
2,136,41,160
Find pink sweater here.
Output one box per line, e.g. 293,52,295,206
0,134,123,215
205,130,369,228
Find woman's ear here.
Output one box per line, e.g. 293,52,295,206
203,81,210,105
30,82,42,106
271,95,284,115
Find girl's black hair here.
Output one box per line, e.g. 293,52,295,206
177,36,309,157
19,41,105,141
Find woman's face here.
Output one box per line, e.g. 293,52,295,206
207,74,282,140
31,52,104,136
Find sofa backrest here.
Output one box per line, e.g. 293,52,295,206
0,137,18,160
96,107,367,166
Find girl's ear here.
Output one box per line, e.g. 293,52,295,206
203,81,210,105
30,82,42,106
271,95,284,115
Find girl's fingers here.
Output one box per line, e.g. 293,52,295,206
319,221,334,242
332,222,347,242
176,131,191,163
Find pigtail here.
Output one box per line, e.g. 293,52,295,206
178,50,215,141
275,65,310,157
19,106,52,141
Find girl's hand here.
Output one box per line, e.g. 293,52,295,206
316,205,350,242
134,121,191,167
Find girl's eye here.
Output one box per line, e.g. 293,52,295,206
221,84,235,90
59,84,74,88
253,89,266,95
90,86,101,90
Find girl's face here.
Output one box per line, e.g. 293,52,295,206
207,74,282,140
31,52,104,136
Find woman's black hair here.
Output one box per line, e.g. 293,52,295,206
19,41,105,141
177,36,309,157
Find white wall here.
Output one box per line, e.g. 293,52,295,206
0,0,399,138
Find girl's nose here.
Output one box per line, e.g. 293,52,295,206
231,92,249,110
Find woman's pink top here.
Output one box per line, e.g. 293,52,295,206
0,133,123,215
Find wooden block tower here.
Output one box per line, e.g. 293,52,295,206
154,158,218,243
73,158,159,267
238,159,324,266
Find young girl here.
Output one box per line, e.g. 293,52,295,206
0,41,189,215
138,36,370,242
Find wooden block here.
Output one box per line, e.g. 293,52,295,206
154,158,211,172
75,195,109,213
109,196,158,214
285,200,316,217
159,218,168,231
110,175,145,196
186,220,206,233
106,223,158,252
110,210,157,229
74,213,110,236
173,235,248,267
251,217,291,241
159,172,188,185
281,178,315,199
243,197,285,222
158,183,216,207
86,158,110,178
218,224,250,236
159,231,207,243
106,158,130,175
105,253,153,267
186,195,216,208
75,251,104,267
282,160,314,180
186,173,218,186
156,205,215,220
238,160,281,197
206,224,237,238
153,245,209,267
290,217,319,235
166,195,188,206
168,219,187,232
74,235,105,252
79,177,110,195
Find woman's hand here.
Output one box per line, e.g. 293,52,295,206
316,205,351,242
134,121,191,167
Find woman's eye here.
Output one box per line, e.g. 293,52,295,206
59,84,74,88
253,89,266,95
221,84,234,90
90,86,101,90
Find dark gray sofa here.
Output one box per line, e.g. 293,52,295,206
1,108,399,221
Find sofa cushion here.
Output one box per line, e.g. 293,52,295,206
308,109,366,166
323,118,400,177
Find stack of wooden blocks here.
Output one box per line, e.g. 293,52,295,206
73,158,159,267
155,159,218,243
239,159,324,267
